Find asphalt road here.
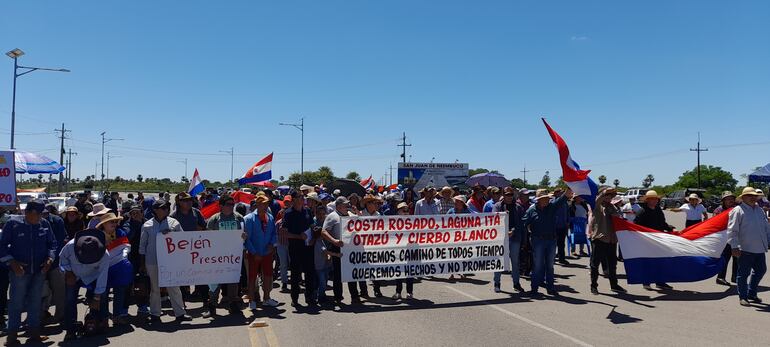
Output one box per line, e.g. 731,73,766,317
15,211,770,347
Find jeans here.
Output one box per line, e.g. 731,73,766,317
590,240,618,287
531,238,556,292
493,239,521,286
44,267,66,320
316,266,331,301
736,251,767,300
276,244,289,285
395,278,414,294
555,227,568,262
7,272,45,332
112,286,128,316
331,257,344,301
65,282,108,333
0,267,9,320
718,244,738,282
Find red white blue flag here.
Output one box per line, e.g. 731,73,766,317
542,118,599,206
360,175,375,190
238,153,273,185
615,211,729,284
188,168,205,196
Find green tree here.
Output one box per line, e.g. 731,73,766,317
642,174,654,188
136,174,143,183
345,171,361,181
613,179,620,189
555,176,565,187
598,175,607,185
539,171,551,188
674,165,737,196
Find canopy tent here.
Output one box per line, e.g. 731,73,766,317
748,164,770,183
465,172,511,188
14,151,65,174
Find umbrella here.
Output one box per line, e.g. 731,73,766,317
465,172,510,188
14,151,65,174
326,178,366,197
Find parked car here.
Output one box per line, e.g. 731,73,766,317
621,188,649,204
660,188,707,209
17,192,49,210
47,197,68,214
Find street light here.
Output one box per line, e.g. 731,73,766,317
279,117,304,182
219,148,234,186
6,48,70,149
100,132,123,184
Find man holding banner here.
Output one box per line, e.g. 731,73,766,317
139,200,191,324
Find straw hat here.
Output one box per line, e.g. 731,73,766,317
738,187,761,199
361,194,380,204
453,195,468,204
686,193,702,203
87,203,111,217
396,202,409,211
534,189,552,201
306,192,322,203
756,189,765,197
64,206,81,216
252,192,270,204
610,196,623,205
440,186,454,195
720,191,736,200
96,212,123,229
640,190,662,202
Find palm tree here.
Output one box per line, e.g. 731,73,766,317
613,179,620,188
598,175,607,185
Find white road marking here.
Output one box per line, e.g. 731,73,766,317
445,286,594,347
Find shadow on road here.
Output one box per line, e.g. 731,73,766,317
606,306,643,324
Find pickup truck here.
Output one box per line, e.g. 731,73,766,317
621,189,648,204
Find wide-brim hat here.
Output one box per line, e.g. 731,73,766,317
453,195,468,204
96,212,123,229
686,193,702,203
720,191,736,200
535,189,552,200
440,186,454,195
738,187,761,199
64,206,81,216
396,202,409,210
252,191,270,204
74,229,106,265
362,194,380,204
177,192,193,201
640,190,661,202
300,184,313,191
306,192,322,203
87,203,111,217
610,196,623,205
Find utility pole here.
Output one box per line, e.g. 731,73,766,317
279,118,304,181
106,152,121,181
388,163,394,186
398,132,411,163
521,165,530,184
690,132,709,189
219,148,234,186
177,158,188,180
54,123,70,192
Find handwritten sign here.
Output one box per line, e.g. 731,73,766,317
156,230,244,287
340,212,509,282
0,151,16,206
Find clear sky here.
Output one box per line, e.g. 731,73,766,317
1,1,768,187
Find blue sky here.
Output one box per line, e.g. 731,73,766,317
1,1,768,187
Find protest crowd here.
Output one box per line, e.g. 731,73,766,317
0,179,769,345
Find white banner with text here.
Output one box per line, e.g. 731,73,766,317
156,230,244,287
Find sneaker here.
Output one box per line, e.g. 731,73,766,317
137,306,150,315
392,293,401,300
494,285,501,293
527,290,541,298
291,301,301,307
63,331,79,342
281,284,289,293
405,293,413,299
610,285,627,293
546,288,558,296
748,296,763,304
643,285,653,291
249,301,258,310
590,286,599,295
147,315,162,325
558,259,570,265
716,278,730,286
175,314,193,322
262,298,280,307
740,299,751,307
656,283,673,290
513,284,525,293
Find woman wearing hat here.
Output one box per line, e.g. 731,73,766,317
634,190,676,290
96,213,134,325
714,191,738,286
392,202,415,300
86,203,112,229
63,206,85,241
669,194,709,227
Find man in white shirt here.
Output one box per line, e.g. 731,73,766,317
414,187,439,215
621,197,642,222
670,194,708,227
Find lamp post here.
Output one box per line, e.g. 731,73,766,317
6,48,70,149
219,148,234,187
100,132,123,187
279,117,304,182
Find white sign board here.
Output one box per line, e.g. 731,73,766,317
156,230,244,287
340,212,509,282
0,151,16,207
